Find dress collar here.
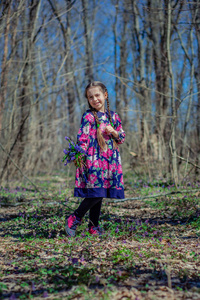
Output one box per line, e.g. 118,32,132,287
97,109,108,116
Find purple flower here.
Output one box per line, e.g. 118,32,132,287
63,137,86,167
115,218,121,223
115,226,119,233
118,271,122,276
31,282,36,291
80,256,85,262
72,258,78,264
43,291,48,298
63,149,69,155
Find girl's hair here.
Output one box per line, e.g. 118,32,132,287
85,81,118,150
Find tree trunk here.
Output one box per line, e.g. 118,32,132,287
113,0,120,112
132,0,150,159
81,0,94,82
166,0,178,185
193,4,200,176
119,6,128,126
65,0,76,134
0,1,12,138
17,0,42,166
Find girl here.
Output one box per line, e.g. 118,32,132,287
65,81,125,237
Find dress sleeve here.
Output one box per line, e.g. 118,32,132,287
113,112,126,145
77,112,93,152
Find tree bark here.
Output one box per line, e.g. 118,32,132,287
193,4,200,176
81,0,94,82
131,0,150,159
0,1,12,137
113,0,120,112
17,0,42,166
166,0,178,185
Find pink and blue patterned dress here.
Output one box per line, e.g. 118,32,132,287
74,109,125,199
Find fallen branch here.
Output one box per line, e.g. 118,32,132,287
108,188,200,203
0,200,60,207
0,201,32,207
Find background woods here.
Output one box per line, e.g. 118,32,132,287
0,0,200,184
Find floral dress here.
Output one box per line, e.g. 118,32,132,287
74,109,125,199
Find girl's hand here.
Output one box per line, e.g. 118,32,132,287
105,125,119,138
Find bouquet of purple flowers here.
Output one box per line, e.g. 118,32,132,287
62,137,86,168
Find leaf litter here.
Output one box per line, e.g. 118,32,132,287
0,180,200,299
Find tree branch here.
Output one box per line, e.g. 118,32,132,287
176,154,200,169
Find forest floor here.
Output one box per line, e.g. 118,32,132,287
0,173,200,299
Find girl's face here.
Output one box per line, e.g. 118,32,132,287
87,86,107,112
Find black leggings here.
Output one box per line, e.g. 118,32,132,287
74,197,103,228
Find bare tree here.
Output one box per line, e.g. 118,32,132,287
193,3,200,176
81,0,94,82
47,0,77,134
0,1,12,138
166,0,178,185
0,0,199,184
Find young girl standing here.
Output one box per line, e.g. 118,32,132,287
65,81,125,237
